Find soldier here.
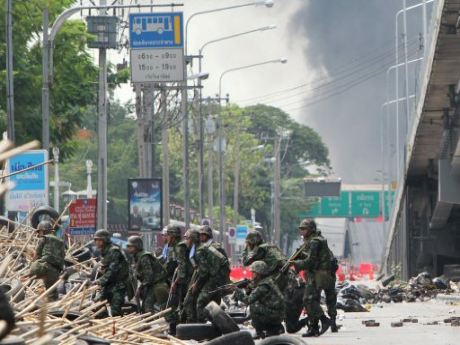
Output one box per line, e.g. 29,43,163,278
93,229,129,317
199,225,231,289
232,261,285,339
126,236,169,313
291,218,337,337
185,229,229,323
242,230,306,333
162,225,191,334
27,220,65,301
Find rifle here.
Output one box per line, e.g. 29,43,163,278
165,267,178,309
274,242,308,281
179,270,198,322
207,278,251,294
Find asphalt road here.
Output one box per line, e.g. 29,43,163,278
298,299,459,345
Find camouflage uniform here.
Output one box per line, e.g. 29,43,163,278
243,231,305,333
29,224,65,301
133,251,169,313
293,220,336,335
96,242,129,316
163,231,192,328
234,261,285,337
193,243,229,322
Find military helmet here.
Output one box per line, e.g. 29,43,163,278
37,220,53,233
250,261,268,275
184,229,200,243
298,218,316,231
127,235,143,250
166,225,182,237
94,229,111,243
199,225,213,238
245,230,264,246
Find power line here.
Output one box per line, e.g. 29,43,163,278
236,37,420,105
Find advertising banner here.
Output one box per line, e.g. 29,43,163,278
5,150,49,212
69,198,97,236
128,179,162,231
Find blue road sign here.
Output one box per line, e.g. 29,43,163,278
9,151,47,191
129,12,184,49
236,225,249,244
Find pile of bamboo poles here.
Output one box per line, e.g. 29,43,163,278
0,224,184,345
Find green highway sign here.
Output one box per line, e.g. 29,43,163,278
351,191,380,217
300,190,396,219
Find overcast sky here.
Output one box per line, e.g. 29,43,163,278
106,0,431,185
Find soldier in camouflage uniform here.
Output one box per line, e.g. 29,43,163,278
185,229,229,323
27,220,65,301
292,219,336,337
242,230,307,333
94,229,129,317
199,225,231,290
233,261,285,339
127,236,169,313
162,225,191,334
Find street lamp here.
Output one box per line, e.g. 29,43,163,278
196,25,277,221
217,58,288,241
185,0,275,53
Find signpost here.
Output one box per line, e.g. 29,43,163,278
5,150,49,212
129,12,184,83
69,198,97,236
236,224,249,245
300,190,395,219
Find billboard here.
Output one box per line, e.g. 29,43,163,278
5,150,49,212
128,178,162,231
69,198,97,236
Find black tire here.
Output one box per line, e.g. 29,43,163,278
0,278,23,301
71,247,92,263
205,301,239,334
30,206,60,229
0,336,25,345
259,335,307,345
77,335,111,345
176,323,222,341
204,331,254,345
48,310,82,321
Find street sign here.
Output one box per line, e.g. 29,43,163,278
351,191,380,217
129,12,184,83
228,227,236,244
236,225,249,245
69,198,97,236
300,190,395,219
5,150,49,212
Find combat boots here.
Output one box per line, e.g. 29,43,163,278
320,315,331,334
168,323,176,336
302,319,320,337
330,316,338,333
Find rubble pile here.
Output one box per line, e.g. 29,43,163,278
335,272,460,312
0,225,182,345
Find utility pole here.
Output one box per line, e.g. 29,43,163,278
182,65,190,229
233,131,241,226
218,115,226,241
5,0,15,141
144,85,154,177
207,122,214,226
198,56,205,221
97,0,108,230
161,88,170,226
53,147,60,212
273,135,281,245
42,8,50,151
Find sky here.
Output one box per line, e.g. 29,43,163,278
103,0,432,185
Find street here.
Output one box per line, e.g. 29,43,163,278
304,300,459,345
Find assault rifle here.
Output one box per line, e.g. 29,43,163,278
274,241,308,281
208,278,251,294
